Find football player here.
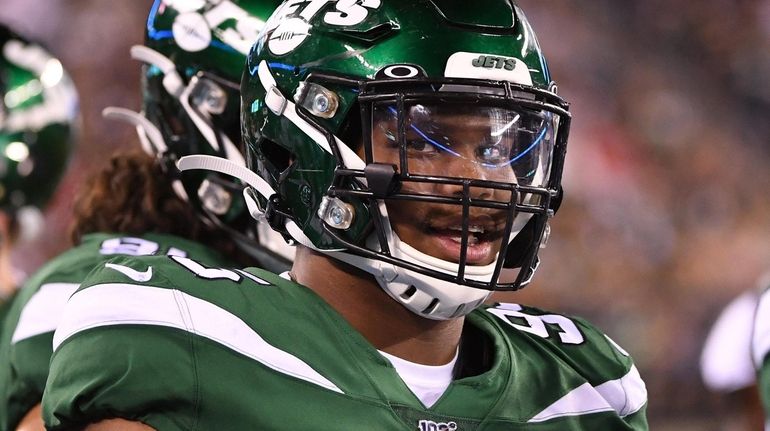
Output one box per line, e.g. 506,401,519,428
0,2,284,430
749,273,770,429
701,287,764,429
0,25,77,300
43,1,648,430
0,23,77,431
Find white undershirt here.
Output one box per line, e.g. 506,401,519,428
379,349,459,408
281,271,459,407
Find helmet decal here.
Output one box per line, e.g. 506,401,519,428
265,0,382,55
445,52,533,85
151,0,266,55
172,12,213,52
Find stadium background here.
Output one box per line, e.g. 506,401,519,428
2,1,770,429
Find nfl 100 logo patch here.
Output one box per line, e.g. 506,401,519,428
418,419,458,431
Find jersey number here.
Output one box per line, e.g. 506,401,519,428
171,256,269,285
488,304,585,345
100,237,187,257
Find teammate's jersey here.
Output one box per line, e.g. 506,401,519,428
752,284,770,420
0,233,234,431
701,290,759,393
43,254,648,431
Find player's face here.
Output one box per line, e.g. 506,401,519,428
368,103,524,265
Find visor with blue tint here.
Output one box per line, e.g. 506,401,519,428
370,102,557,189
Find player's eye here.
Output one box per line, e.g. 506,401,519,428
405,137,437,154
477,145,505,164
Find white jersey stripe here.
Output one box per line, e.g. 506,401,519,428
528,383,613,423
12,283,80,344
53,283,343,394
595,364,647,417
528,365,647,423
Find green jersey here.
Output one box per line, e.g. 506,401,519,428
0,233,233,431
43,255,647,430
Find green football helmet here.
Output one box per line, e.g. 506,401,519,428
202,0,570,319
108,0,291,266
0,25,77,239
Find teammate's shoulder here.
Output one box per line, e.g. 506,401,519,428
86,232,233,265
50,258,295,373
19,233,225,289
44,264,294,431
17,236,108,291
78,254,282,291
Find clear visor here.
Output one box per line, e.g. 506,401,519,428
364,101,559,272
370,102,558,188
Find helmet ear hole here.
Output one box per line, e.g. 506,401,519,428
337,101,363,154
259,138,293,175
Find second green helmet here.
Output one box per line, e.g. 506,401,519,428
115,0,292,267
0,25,77,239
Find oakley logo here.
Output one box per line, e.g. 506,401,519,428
381,64,421,79
375,64,426,80
471,55,517,71
418,420,458,431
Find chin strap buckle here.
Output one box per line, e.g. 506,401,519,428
263,194,293,237
266,85,288,116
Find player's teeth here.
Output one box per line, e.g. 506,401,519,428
450,226,485,234
450,235,480,245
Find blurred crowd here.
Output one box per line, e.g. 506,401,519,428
515,0,770,429
2,1,769,429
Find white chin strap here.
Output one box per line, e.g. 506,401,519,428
177,155,302,262
328,249,495,320
333,200,533,320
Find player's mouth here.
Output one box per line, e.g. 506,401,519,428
426,218,506,265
